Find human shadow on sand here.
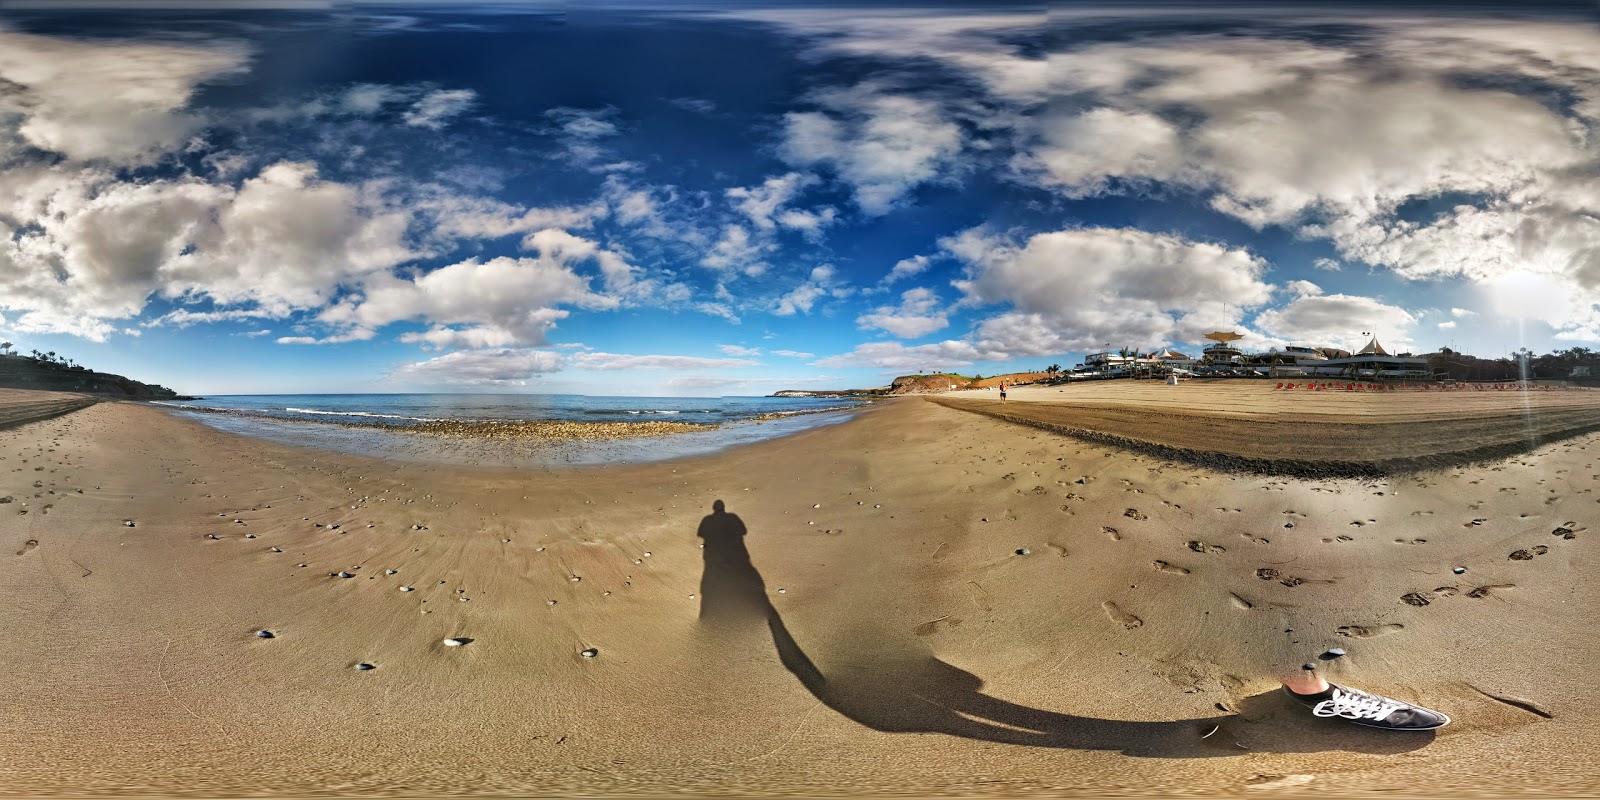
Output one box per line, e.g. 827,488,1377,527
695,500,1435,758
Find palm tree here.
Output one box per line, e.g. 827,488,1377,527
0,341,11,355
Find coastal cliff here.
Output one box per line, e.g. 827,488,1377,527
0,354,187,400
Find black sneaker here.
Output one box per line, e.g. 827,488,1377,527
1285,683,1451,731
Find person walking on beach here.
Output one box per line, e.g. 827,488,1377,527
999,380,1007,401
1280,663,1449,730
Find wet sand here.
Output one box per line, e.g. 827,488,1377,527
1,389,1596,796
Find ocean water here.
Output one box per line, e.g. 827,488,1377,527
155,393,863,467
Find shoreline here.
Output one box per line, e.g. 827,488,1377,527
153,396,865,469
933,380,1600,477
2,389,1596,795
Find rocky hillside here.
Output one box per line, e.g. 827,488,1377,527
0,355,186,400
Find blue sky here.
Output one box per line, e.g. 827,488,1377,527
0,2,1597,395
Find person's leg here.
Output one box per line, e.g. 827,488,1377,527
1279,662,1449,730
1280,662,1329,697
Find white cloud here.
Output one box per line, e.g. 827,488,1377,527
569,352,760,370
0,161,416,340
392,348,565,385
780,83,964,215
701,224,767,274
276,328,376,345
1253,292,1419,352
1313,258,1341,272
856,286,949,338
718,344,762,356
771,349,814,358
1451,307,1478,318
0,30,250,164
950,226,1274,353
755,14,1600,339
320,253,603,348
811,340,992,370
402,88,476,129
546,106,620,139
774,265,842,316
884,254,932,284
1438,321,1457,330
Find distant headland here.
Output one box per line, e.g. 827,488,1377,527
0,345,190,400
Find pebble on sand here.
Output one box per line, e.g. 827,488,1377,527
385,569,397,574
1016,548,1031,555
354,663,376,670
399,586,414,592
1321,648,1346,659
336,571,355,578
270,547,282,552
580,648,599,658
1453,566,1467,574
255,630,274,638
443,638,470,647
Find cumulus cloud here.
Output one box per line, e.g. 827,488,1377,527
0,30,250,164
718,344,762,356
780,83,964,215
1252,287,1419,352
1438,321,1457,330
950,226,1273,354
569,352,760,370
856,287,949,338
318,251,609,348
0,160,415,340
771,349,814,358
1451,307,1478,318
392,348,565,385
755,13,1600,339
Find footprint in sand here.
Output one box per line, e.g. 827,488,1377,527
1508,545,1550,561
1401,591,1433,607
1228,592,1254,610
1467,584,1516,599
1124,508,1147,521
16,539,38,555
1188,540,1226,554
1045,542,1068,557
1152,560,1190,575
1102,601,1143,629
1103,526,1121,541
1337,623,1405,638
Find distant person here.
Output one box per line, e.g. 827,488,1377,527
1281,663,1449,730
999,381,1007,401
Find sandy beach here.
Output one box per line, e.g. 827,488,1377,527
2,386,1598,796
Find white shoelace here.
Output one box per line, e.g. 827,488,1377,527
1311,687,1402,721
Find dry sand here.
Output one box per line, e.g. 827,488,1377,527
1,386,1597,797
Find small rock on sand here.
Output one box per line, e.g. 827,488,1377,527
443,638,469,647
399,586,413,592
354,663,375,670
255,630,274,639
336,571,355,578
580,648,599,658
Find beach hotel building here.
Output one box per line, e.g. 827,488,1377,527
1073,334,1432,380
